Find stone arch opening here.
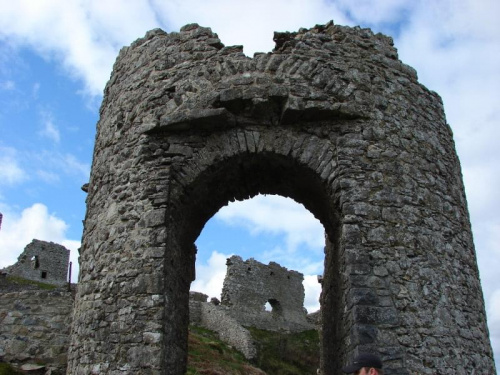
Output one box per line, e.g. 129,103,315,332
164,149,343,373
192,193,324,311
266,298,283,316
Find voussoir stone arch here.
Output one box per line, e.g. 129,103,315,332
166,126,341,240
162,128,343,373
68,21,496,375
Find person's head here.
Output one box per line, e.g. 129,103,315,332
342,353,383,375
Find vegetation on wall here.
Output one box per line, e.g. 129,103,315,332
187,324,320,375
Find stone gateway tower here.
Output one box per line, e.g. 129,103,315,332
68,22,495,374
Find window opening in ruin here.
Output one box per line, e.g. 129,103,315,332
265,301,273,311
41,271,47,279
266,298,283,316
31,255,40,269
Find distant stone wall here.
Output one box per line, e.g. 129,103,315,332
0,289,73,373
189,299,257,359
0,257,311,370
189,291,208,323
221,256,313,332
4,239,70,287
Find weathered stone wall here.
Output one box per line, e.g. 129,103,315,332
3,239,70,287
69,21,496,375
189,299,257,360
0,290,73,373
221,255,313,332
188,291,208,323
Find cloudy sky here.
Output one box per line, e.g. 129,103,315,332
0,0,498,366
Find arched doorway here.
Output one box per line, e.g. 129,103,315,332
192,194,324,315
163,136,344,373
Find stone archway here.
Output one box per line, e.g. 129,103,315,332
162,128,343,373
68,22,496,374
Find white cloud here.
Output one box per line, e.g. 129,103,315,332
34,150,90,182
0,146,89,192
32,82,40,99
487,288,500,368
0,80,15,90
335,0,414,25
0,147,28,186
304,274,322,313
152,0,349,56
463,163,500,223
36,170,61,184
0,0,159,97
39,109,60,143
0,203,80,282
191,250,231,300
216,194,325,254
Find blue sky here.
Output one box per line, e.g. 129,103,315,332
0,0,499,365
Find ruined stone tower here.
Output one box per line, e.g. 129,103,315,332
4,239,70,287
220,255,313,332
68,22,496,374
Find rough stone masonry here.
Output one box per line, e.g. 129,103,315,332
3,239,70,287
68,21,496,374
220,255,313,332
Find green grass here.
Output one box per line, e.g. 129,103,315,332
248,328,320,375
187,325,320,375
187,325,265,375
6,275,57,290
0,363,22,375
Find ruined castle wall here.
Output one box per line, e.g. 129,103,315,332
221,256,313,332
4,240,70,287
0,290,73,373
68,21,496,375
188,291,208,323
189,301,257,360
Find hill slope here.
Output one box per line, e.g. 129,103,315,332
188,325,320,375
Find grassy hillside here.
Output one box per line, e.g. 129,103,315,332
187,325,266,375
187,325,320,375
248,327,320,375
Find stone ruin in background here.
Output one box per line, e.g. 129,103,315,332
2,239,70,287
68,20,496,374
189,256,318,359
0,244,314,371
221,255,314,331
0,240,72,374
